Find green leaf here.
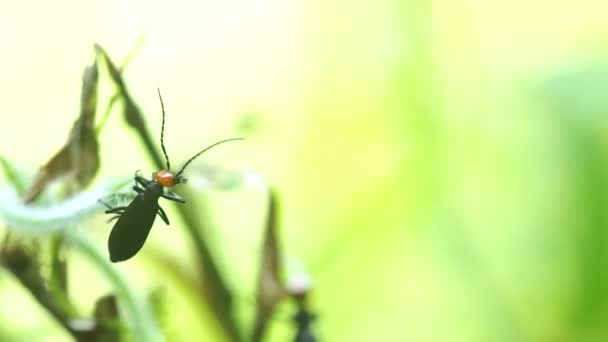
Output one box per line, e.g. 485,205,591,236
0,155,31,195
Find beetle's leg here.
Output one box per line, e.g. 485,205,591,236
133,170,146,187
98,200,125,224
99,199,127,213
132,186,144,194
104,206,127,215
161,191,185,203
98,199,113,210
135,175,152,188
157,205,170,225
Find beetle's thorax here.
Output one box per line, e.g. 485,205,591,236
142,181,164,201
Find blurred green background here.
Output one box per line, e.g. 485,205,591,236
2,0,608,341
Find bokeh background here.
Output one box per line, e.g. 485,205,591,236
1,0,608,341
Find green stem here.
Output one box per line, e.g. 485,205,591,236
68,232,163,342
96,46,241,341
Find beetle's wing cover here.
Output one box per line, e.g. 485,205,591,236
108,196,158,262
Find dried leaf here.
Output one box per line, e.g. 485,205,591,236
252,188,288,341
23,62,100,203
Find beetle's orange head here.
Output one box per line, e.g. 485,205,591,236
153,169,187,188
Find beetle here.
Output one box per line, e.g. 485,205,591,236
101,89,243,262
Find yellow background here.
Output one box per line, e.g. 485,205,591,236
1,0,608,341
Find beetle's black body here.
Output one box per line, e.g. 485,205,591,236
101,89,243,263
103,174,185,262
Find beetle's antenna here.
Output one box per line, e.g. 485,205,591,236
176,138,244,178
157,88,171,170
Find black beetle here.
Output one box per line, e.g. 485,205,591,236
101,89,242,262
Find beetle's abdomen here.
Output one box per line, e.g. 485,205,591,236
108,197,159,262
